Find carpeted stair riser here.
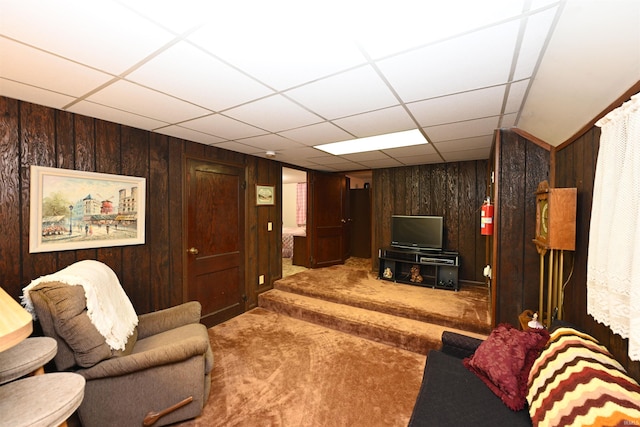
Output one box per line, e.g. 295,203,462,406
259,289,479,355
273,279,491,336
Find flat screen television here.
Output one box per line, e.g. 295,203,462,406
391,215,443,251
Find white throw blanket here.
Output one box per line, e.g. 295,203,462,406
22,260,138,351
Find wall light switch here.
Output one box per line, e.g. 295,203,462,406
267,222,273,231
258,275,265,285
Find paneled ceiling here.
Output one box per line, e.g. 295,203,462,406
1,1,638,172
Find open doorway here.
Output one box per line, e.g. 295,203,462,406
345,171,372,259
281,168,373,276
282,167,308,277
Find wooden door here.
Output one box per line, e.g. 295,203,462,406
343,177,351,260
349,188,371,258
309,172,349,268
185,158,245,327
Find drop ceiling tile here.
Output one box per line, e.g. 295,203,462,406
0,79,75,110
154,125,225,145
212,141,264,156
501,112,518,128
278,122,354,146
393,153,443,166
505,80,530,113
224,95,323,132
2,0,635,169
340,151,391,162
380,143,437,158
285,66,399,120
85,80,210,123
408,86,506,127
269,146,326,163
519,0,640,145
355,157,404,169
377,20,520,102
357,1,526,59
513,6,558,80
0,0,174,74
332,106,415,138
309,154,354,166
238,134,305,151
424,117,499,142
432,135,493,153
120,1,212,34
188,23,366,90
126,41,274,112
67,100,167,131
0,38,113,97
442,147,492,162
322,161,368,172
291,160,326,169
181,114,266,140
532,0,560,8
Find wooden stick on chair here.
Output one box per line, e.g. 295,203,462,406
143,396,193,426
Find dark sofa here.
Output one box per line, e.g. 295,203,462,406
408,330,532,427
408,321,640,427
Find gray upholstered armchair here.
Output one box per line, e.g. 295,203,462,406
26,264,213,427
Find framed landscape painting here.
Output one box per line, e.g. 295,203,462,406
256,184,275,206
29,166,146,253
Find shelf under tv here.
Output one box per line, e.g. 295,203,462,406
378,246,460,291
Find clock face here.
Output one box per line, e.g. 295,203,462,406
535,194,549,247
540,199,549,238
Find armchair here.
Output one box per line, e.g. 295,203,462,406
25,261,213,427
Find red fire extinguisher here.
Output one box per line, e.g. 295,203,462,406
481,197,494,235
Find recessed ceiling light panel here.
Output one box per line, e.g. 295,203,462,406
314,129,427,155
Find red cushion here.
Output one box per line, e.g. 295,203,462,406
464,323,549,410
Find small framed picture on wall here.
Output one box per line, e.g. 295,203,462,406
256,185,275,206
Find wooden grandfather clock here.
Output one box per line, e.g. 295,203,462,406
533,180,577,327
533,180,577,252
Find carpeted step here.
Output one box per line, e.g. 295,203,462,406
274,270,492,336
259,289,487,355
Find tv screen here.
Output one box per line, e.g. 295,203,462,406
391,215,443,251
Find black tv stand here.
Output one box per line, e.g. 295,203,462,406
378,247,460,291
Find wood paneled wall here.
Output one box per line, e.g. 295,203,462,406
7,93,637,380
0,96,281,315
555,126,640,381
491,129,550,328
494,122,639,381
371,160,488,283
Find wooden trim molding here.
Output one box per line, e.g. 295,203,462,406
511,128,553,151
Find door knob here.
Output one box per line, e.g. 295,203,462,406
187,247,199,255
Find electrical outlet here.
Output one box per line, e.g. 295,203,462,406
267,222,273,231
258,275,265,285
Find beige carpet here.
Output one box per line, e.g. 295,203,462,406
274,259,491,335
282,257,308,278
176,258,489,427
176,308,426,427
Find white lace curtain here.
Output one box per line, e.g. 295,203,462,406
587,93,640,361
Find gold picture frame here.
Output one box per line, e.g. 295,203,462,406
256,184,275,206
29,165,146,253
